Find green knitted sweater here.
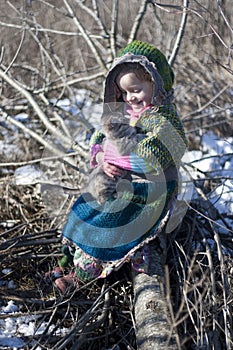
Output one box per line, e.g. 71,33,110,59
90,103,187,176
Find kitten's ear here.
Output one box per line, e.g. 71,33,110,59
102,102,115,114
103,104,112,113
101,112,108,125
101,103,113,125
101,111,123,126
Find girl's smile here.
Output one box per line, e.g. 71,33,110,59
116,72,153,114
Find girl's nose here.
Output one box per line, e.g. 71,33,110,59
127,93,136,103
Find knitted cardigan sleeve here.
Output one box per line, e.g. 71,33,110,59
135,104,187,175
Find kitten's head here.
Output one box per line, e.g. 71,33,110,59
101,112,135,139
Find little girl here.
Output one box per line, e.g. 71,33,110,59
46,41,187,292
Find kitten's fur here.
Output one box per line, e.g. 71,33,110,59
84,112,140,203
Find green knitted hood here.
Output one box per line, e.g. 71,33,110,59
103,41,174,107
117,41,174,92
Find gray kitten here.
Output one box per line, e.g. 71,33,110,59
84,112,140,204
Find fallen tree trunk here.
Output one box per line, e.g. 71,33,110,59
132,232,177,350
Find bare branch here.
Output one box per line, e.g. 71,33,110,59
183,83,230,118
0,68,72,149
128,0,148,44
168,0,189,67
38,93,72,138
150,1,183,12
110,0,118,58
62,0,108,73
203,239,219,349
0,152,80,168
4,26,26,73
213,230,233,348
74,0,109,38
34,71,105,94
188,6,229,49
27,26,70,93
216,0,233,37
0,20,106,39
0,108,77,166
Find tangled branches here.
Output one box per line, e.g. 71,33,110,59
0,178,232,349
167,201,233,349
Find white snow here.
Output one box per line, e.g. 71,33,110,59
1,301,18,314
14,165,46,185
13,113,29,123
0,299,70,349
184,133,233,224
209,179,233,213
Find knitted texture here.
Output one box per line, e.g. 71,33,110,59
117,40,174,92
62,179,177,261
59,240,152,282
135,104,187,174
89,104,187,176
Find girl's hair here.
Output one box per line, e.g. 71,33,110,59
114,62,152,83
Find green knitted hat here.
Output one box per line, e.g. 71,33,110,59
117,40,174,92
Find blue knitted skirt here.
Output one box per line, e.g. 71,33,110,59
62,180,176,261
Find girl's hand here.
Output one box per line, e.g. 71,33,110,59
95,151,124,178
95,151,104,165
102,162,125,178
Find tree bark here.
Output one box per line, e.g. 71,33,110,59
132,232,177,350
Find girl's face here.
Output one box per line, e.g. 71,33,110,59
116,72,153,114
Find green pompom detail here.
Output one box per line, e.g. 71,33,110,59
58,256,70,268
58,245,74,267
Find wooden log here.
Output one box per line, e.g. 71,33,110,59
132,231,177,350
